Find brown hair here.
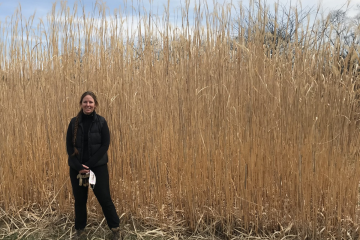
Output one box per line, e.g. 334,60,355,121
71,91,99,156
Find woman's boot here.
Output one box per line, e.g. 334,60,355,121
111,227,121,240
74,229,87,240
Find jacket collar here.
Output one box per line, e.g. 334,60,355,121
78,110,97,123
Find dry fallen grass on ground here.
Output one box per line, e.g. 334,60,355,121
1,0,360,239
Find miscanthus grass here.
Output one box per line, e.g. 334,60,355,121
0,0,360,239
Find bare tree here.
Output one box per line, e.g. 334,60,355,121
319,6,360,75
233,1,314,51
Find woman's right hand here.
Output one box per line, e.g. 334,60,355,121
79,165,90,174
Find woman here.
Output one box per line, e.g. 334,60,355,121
66,91,121,240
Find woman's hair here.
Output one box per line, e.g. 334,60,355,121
71,91,99,156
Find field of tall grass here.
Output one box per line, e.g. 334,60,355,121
1,0,360,239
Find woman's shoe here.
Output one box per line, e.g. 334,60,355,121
74,229,87,240
111,227,122,240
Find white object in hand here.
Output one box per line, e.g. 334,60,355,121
89,170,96,185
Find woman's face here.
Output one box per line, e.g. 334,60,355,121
81,95,96,115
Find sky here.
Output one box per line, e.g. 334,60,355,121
0,0,359,46
0,0,359,22
0,0,358,64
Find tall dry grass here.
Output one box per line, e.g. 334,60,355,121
1,0,360,238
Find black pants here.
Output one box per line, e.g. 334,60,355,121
70,165,120,230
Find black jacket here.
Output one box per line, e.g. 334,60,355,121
66,111,110,171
